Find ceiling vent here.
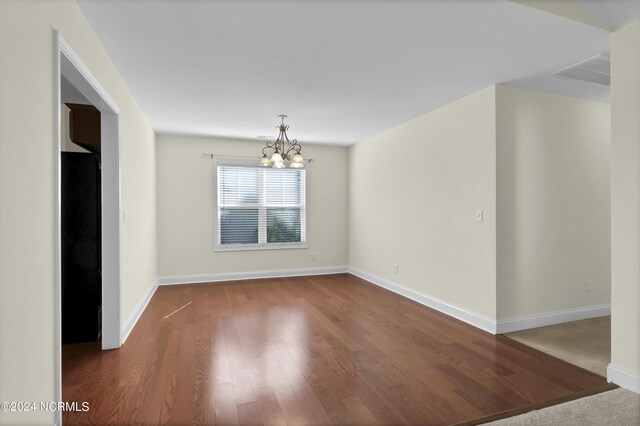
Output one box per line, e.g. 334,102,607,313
551,53,610,86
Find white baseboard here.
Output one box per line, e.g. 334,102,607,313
135,267,611,341
347,266,498,334
608,363,640,394
157,265,349,286
496,304,611,334
121,278,158,344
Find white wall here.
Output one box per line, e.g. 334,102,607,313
496,85,611,320
156,134,348,278
610,19,640,391
0,1,157,424
348,86,497,320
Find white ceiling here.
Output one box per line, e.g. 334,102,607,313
76,0,620,145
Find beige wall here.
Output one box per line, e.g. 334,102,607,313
0,1,156,424
610,19,640,382
496,85,611,319
348,86,497,319
156,134,348,277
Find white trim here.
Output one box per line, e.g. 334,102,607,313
347,266,498,334
158,265,349,285
215,242,309,252
98,111,122,350
496,304,611,334
607,364,640,394
53,30,63,426
58,35,119,114
121,279,159,344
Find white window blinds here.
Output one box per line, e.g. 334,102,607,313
216,163,306,250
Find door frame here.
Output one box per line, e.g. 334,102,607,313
54,31,122,415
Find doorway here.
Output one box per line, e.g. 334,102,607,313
60,97,102,344
55,31,122,420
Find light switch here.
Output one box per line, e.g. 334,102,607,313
475,209,483,222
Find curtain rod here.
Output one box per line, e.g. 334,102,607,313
201,153,314,162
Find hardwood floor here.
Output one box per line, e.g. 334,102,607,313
62,274,613,425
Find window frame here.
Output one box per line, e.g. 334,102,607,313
214,157,308,252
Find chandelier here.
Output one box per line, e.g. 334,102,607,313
259,115,305,169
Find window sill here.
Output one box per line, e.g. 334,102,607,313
214,242,308,252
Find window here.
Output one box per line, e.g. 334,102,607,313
215,160,306,251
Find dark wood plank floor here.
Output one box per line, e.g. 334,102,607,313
62,274,613,425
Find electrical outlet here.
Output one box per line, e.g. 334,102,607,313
394,264,399,273
586,280,593,292
312,253,317,261
475,209,483,222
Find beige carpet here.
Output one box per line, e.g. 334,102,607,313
505,316,610,377
483,388,640,425
490,316,638,425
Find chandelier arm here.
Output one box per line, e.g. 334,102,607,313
264,141,275,150
284,140,301,158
